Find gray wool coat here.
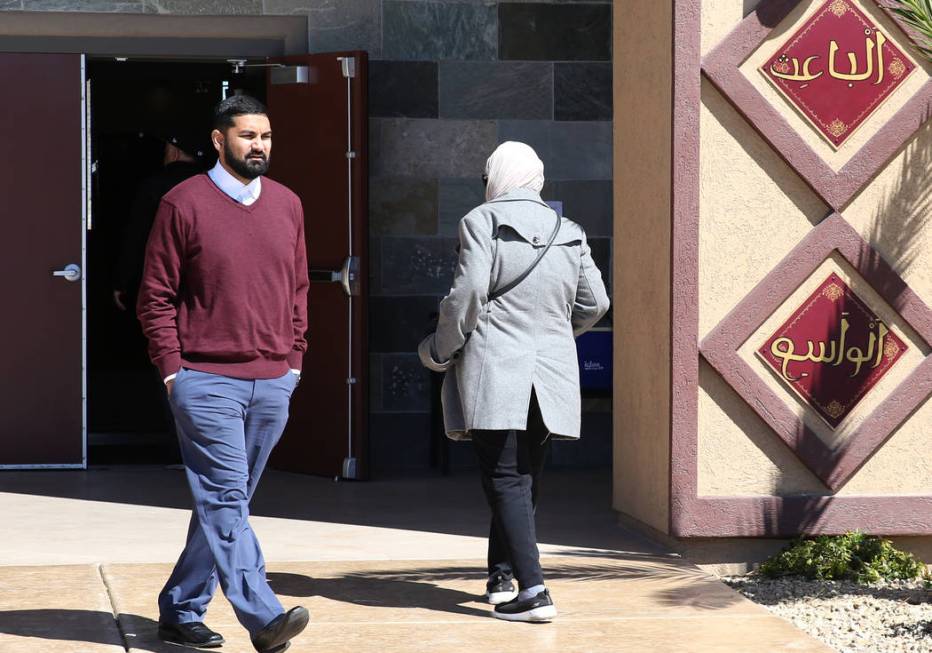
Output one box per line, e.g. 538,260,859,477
418,187,610,440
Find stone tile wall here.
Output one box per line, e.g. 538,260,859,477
368,1,613,473
3,0,614,474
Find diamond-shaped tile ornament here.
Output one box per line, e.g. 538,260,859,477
700,215,932,491
760,0,916,148
703,0,932,210
757,272,908,428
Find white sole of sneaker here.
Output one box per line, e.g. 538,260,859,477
492,604,558,622
486,589,519,605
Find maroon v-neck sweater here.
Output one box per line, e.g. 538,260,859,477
137,174,309,380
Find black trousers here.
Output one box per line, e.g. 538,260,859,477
471,391,551,589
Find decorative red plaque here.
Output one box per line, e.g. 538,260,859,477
760,0,916,148
757,273,908,428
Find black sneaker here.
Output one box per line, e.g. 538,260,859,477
493,589,557,622
485,577,518,605
157,621,225,648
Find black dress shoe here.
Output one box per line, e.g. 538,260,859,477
251,606,309,652
266,644,290,653
157,621,225,648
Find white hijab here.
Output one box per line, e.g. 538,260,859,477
484,141,545,202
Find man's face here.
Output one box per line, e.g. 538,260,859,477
212,113,271,181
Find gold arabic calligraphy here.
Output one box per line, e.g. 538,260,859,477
770,314,890,383
770,28,887,86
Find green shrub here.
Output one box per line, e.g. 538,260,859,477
759,532,925,583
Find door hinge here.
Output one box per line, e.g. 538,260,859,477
338,56,356,79
346,151,356,159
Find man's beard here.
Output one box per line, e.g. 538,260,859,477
224,142,269,180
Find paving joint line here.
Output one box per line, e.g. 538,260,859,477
97,563,131,652
295,613,783,626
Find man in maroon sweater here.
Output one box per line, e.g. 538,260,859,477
137,95,310,653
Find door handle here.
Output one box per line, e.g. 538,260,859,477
52,263,81,282
309,256,359,297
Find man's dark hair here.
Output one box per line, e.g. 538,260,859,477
213,94,268,131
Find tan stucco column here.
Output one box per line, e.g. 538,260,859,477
612,1,674,534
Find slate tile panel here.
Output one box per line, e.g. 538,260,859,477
369,296,444,353
369,353,384,411
263,0,382,54
587,236,611,291
369,177,439,236
368,235,383,295
438,177,487,237
498,120,612,180
24,0,145,10
439,61,552,119
384,0,497,61
554,62,611,121
144,0,260,13
370,61,439,118
542,179,612,237
380,236,459,295
381,353,432,412
499,3,611,61
368,412,432,472
551,411,612,467
370,118,497,178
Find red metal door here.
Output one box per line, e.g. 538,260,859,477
266,53,369,479
0,53,86,468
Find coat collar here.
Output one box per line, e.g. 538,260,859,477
486,188,578,247
486,187,551,208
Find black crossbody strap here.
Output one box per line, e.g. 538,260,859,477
488,209,562,302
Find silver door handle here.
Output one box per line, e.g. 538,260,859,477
309,256,360,297
337,256,360,297
53,263,81,282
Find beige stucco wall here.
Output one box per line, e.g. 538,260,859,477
702,0,752,57
697,75,830,497
833,111,932,496
697,80,829,340
844,120,932,308
697,0,932,498
612,0,672,533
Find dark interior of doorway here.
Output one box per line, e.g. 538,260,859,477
87,58,265,464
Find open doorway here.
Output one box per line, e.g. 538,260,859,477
0,45,367,474
85,58,265,464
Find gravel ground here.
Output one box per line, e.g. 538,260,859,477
721,575,932,653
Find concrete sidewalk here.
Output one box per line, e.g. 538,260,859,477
0,467,832,652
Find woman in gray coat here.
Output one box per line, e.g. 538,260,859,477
419,141,610,622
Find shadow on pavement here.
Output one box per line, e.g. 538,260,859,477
268,571,489,618
0,609,188,652
0,468,661,554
